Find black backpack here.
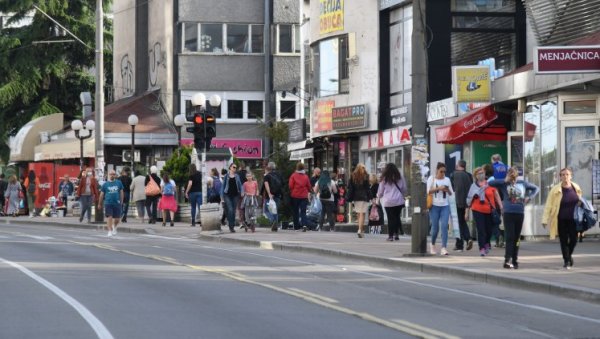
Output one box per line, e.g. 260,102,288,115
268,172,283,196
319,183,332,199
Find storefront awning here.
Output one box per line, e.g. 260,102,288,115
435,105,507,144
34,138,95,161
9,113,65,162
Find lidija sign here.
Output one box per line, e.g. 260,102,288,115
534,46,600,74
180,138,262,159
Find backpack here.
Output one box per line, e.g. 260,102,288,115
268,172,283,196
319,183,332,199
208,176,221,201
28,181,36,193
163,182,175,196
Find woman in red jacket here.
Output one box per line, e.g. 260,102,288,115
289,162,312,230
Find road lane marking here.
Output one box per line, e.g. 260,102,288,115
392,319,461,339
0,257,114,339
288,288,339,304
70,241,448,338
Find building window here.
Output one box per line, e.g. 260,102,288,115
184,23,198,52
248,101,263,120
280,101,296,120
316,35,349,97
182,23,263,54
228,100,244,119
564,100,596,115
277,24,300,54
200,23,223,53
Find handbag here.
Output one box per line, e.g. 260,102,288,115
426,194,433,209
486,195,502,226
369,204,379,221
145,178,161,196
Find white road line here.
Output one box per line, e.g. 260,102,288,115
0,257,114,339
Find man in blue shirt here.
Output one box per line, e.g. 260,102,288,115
491,154,508,180
98,170,124,237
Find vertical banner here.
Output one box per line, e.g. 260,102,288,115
319,0,344,34
28,162,55,209
313,100,334,133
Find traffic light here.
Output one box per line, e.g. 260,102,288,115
193,112,206,151
204,113,217,147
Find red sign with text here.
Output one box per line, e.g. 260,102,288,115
535,46,600,74
180,138,262,159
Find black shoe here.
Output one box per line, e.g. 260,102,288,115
569,257,574,267
512,262,519,269
563,261,570,269
503,262,514,269
578,235,583,243
229,228,236,233
394,235,400,240
190,223,195,227
121,218,127,223
170,222,174,227
466,240,474,251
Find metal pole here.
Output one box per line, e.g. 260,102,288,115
94,0,105,223
80,136,84,172
410,0,429,255
131,125,135,171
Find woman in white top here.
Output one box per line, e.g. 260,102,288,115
427,162,454,255
313,170,338,231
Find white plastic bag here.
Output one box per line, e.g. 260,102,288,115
268,198,277,215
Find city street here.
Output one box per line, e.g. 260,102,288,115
1,222,599,339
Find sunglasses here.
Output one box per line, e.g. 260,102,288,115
231,166,237,169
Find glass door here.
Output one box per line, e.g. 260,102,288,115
561,120,599,200
507,132,523,174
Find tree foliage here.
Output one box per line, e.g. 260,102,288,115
0,0,112,162
161,146,193,190
265,121,296,220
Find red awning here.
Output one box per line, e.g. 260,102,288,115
435,105,507,144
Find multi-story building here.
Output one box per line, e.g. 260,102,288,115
113,0,301,169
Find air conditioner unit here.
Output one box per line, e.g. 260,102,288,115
122,150,140,162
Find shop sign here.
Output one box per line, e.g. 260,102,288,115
181,138,262,159
313,100,334,133
287,119,306,143
452,66,491,103
391,105,411,126
290,148,314,161
427,97,456,122
319,0,344,35
359,125,412,151
534,46,600,74
332,104,367,130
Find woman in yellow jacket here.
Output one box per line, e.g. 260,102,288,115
542,168,582,269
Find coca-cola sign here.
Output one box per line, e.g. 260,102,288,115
535,46,600,74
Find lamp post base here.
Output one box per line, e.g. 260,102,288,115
199,203,222,231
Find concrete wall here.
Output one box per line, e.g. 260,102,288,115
113,0,136,100
273,0,299,23
179,0,264,23
148,0,174,116
178,55,265,91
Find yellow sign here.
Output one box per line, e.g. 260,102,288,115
452,66,491,103
319,0,344,34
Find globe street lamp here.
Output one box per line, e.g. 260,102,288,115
128,114,139,171
173,114,187,147
71,119,96,171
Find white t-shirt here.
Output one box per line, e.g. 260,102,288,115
427,176,454,206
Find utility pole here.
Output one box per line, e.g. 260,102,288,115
410,0,428,255
94,0,105,222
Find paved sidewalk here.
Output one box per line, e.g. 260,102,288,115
3,215,600,304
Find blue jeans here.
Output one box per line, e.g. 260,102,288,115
223,195,240,229
430,205,450,248
189,192,202,224
291,197,308,229
263,196,280,224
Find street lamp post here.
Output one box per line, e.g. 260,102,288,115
174,114,187,147
71,119,96,171
128,114,138,172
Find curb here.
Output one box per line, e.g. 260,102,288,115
4,218,148,234
198,233,600,305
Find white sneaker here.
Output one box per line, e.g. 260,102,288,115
107,231,113,237
112,227,117,236
441,247,449,256
429,243,437,255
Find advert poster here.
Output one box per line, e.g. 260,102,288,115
331,104,367,130
319,0,344,34
452,66,491,103
313,100,334,133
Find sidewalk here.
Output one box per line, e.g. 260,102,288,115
4,215,600,304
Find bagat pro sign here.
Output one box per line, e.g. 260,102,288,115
452,66,491,103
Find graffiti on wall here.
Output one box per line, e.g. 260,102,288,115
149,42,164,88
120,54,134,96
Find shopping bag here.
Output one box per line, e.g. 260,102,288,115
307,197,322,218
369,204,379,221
267,199,277,215
145,179,160,196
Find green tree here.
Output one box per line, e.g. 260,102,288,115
265,121,296,220
0,0,113,162
161,146,193,195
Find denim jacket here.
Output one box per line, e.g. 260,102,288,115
220,173,244,198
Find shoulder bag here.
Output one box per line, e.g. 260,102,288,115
145,177,161,196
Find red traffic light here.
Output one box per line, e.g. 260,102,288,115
194,114,204,124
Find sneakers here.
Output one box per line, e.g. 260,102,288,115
503,262,514,269
107,230,113,237
112,227,117,236
302,226,308,232
440,247,449,256
429,243,437,255
466,240,474,251
453,248,463,253
480,249,486,257
485,243,491,254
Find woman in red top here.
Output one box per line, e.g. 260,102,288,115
242,172,259,232
288,162,312,230
466,167,503,256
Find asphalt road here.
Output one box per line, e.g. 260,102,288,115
1,223,599,339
